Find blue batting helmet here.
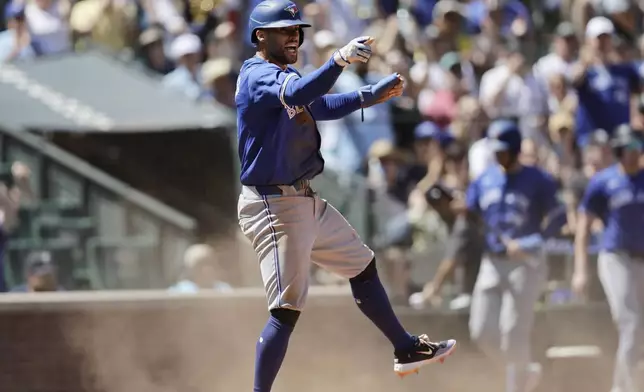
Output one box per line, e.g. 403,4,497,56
249,0,311,47
487,119,522,155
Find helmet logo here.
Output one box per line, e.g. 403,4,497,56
284,3,298,17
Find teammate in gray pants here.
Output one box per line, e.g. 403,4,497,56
574,125,644,392
466,120,560,392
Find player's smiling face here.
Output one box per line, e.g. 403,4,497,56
263,26,300,65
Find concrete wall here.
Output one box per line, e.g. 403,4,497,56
0,288,618,392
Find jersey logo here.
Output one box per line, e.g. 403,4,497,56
284,4,298,17
590,70,612,91
286,105,304,119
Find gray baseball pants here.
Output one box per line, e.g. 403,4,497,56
469,253,547,392
238,185,374,311
598,251,644,392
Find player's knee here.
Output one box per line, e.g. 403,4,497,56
270,308,301,328
350,257,377,283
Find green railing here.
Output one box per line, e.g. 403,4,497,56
0,127,196,290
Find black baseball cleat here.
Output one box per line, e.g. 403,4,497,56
393,335,457,377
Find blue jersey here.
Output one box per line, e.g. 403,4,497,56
466,165,559,253
236,56,363,186
580,164,644,253
574,62,643,145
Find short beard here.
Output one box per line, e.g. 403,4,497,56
268,49,296,65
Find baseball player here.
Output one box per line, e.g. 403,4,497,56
573,125,644,392
466,120,559,392
235,1,456,391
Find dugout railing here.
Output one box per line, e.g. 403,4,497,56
0,126,196,290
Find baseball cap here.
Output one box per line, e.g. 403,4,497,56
555,22,576,38
585,16,614,39
414,121,455,147
24,251,55,277
414,121,441,140
588,128,610,145
489,139,511,152
170,33,202,60
439,52,461,71
432,0,464,19
487,120,521,152
139,27,164,47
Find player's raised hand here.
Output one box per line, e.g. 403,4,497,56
334,36,374,67
359,73,404,108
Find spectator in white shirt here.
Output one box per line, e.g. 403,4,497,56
24,0,71,55
533,22,579,86
162,33,204,101
479,37,548,141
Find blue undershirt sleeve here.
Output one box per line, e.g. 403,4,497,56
308,91,362,121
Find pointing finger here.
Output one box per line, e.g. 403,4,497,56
359,36,375,45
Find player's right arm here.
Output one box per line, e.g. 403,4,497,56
248,37,374,109
573,175,605,299
248,58,345,109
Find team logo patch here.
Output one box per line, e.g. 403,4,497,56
284,4,298,17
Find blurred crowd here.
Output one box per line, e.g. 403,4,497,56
3,0,644,302
296,0,644,308
0,0,241,108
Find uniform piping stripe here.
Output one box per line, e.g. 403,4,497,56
279,73,298,109
262,196,282,306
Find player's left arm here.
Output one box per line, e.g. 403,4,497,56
308,73,404,121
308,92,363,121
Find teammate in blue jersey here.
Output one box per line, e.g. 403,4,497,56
466,120,560,392
235,1,456,391
571,17,644,147
574,125,644,392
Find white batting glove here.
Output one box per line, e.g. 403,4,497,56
333,36,374,67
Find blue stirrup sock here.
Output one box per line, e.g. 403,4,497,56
253,315,294,392
350,258,415,351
